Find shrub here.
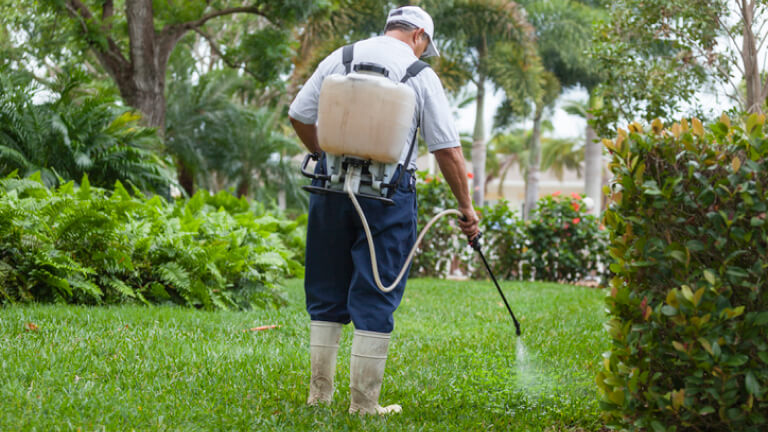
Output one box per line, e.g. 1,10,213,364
413,171,607,283
460,200,528,280
0,172,305,309
524,192,608,282
411,171,462,277
599,115,768,430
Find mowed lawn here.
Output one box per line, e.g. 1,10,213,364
0,278,609,431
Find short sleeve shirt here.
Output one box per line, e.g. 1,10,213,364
288,35,461,170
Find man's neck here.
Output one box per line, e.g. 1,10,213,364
384,31,417,55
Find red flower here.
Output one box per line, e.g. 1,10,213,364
572,218,581,225
552,191,562,197
425,177,432,183
599,224,606,231
572,202,580,212
563,223,570,229
467,172,474,179
571,192,581,200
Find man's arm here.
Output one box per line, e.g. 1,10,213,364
433,146,479,239
290,117,322,154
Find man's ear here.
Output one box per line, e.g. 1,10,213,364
413,28,426,43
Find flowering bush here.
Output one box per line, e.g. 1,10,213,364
524,192,608,282
461,201,527,280
413,171,608,283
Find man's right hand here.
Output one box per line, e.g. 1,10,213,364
458,206,480,240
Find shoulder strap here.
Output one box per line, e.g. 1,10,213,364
393,60,431,190
400,60,430,83
342,44,354,75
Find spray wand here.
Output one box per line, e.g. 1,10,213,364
462,218,522,336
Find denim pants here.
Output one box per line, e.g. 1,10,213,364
304,158,417,333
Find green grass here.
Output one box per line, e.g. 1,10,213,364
0,278,609,431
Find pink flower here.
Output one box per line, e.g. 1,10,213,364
571,192,581,200
563,223,570,229
599,224,606,231
572,218,581,225
552,191,562,197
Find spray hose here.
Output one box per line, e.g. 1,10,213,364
342,165,522,335
344,166,462,293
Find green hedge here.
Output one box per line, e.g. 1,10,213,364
411,171,608,283
599,115,768,430
0,172,305,309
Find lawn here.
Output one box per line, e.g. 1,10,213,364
0,278,609,431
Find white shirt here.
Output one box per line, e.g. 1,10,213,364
289,35,461,170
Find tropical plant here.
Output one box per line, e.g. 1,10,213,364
0,68,173,193
414,172,607,283
523,192,606,282
411,171,462,277
165,70,306,209
493,0,604,219
0,171,306,309
486,123,584,201
434,0,537,206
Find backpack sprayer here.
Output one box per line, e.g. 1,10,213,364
300,47,521,335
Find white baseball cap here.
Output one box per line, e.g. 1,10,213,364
386,6,440,58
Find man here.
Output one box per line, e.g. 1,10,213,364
288,5,479,415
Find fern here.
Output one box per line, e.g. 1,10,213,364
1,170,305,310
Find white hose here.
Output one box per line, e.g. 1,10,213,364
344,166,463,293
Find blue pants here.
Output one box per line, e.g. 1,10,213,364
304,159,417,333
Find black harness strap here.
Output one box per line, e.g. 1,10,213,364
394,60,431,191
342,44,354,74
400,60,430,84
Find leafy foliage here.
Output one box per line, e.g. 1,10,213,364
600,114,768,430
590,0,734,136
0,68,173,193
165,69,306,208
411,171,607,283
411,171,461,277
0,172,306,309
523,192,606,282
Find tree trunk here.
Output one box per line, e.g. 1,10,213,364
177,162,195,198
124,0,167,128
472,76,486,206
524,107,543,220
584,111,601,216
471,37,488,207
741,0,762,114
236,173,249,198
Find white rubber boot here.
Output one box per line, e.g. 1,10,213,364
307,321,343,406
348,329,402,415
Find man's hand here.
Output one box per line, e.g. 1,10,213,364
458,205,480,240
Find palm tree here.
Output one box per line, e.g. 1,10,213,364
435,0,536,206
210,107,304,206
563,97,602,215
490,0,603,218
165,70,243,195
487,122,583,201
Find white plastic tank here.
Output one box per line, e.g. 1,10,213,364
317,72,416,164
